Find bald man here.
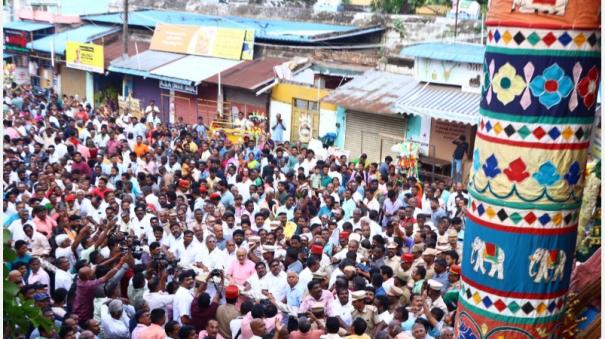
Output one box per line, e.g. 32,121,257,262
226,248,256,285
8,270,24,287
250,319,266,339
73,255,127,325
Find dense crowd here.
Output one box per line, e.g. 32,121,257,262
3,84,471,339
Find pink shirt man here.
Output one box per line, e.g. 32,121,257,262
226,251,256,285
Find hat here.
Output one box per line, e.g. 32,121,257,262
310,217,322,226
436,244,451,252
65,194,76,202
422,248,438,256
261,245,277,254
310,244,323,255
210,192,221,200
178,179,190,189
199,185,208,194
447,228,458,237
343,266,357,274
225,285,239,299
386,241,398,249
269,220,281,228
450,264,461,275
311,302,325,313
55,234,69,246
395,270,410,282
427,279,443,291
387,285,404,297
351,290,366,301
339,231,350,240
401,253,414,263
33,293,50,301
312,271,327,280
412,244,425,253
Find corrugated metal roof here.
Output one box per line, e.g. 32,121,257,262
394,83,481,125
400,42,485,64
150,55,242,85
204,57,286,90
322,70,418,114
82,10,383,43
3,21,54,32
109,50,186,71
103,39,150,67
26,25,119,55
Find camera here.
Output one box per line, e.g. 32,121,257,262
152,253,179,274
121,239,144,260
210,268,223,277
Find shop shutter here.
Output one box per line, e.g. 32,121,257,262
60,66,86,99
344,111,406,163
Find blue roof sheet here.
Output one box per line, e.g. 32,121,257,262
26,25,118,55
4,21,54,32
400,42,485,64
82,10,380,43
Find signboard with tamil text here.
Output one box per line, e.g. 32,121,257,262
150,23,254,61
159,80,198,95
65,41,104,73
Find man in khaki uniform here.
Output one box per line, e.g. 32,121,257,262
351,290,384,335
384,241,400,272
421,248,438,280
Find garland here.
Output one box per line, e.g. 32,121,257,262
576,160,601,252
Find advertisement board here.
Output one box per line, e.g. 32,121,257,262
150,24,254,61
65,41,104,73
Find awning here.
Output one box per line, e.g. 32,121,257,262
108,50,187,83
395,83,481,125
204,57,286,90
3,52,14,60
149,55,242,86
4,21,54,32
26,25,119,55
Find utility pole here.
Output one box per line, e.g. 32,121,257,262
453,0,460,40
122,0,128,59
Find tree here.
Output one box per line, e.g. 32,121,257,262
3,229,54,337
371,0,426,14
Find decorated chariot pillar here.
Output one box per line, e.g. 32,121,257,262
455,0,600,337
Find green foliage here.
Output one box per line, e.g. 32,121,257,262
593,160,601,180
371,0,426,13
392,18,407,38
3,229,54,337
95,86,120,106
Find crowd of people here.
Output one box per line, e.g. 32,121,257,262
3,84,471,339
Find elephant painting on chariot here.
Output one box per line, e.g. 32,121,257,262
528,248,566,283
470,237,505,280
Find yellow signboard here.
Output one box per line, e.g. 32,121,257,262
65,41,104,73
150,24,254,61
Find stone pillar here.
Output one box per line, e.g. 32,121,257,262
455,0,600,337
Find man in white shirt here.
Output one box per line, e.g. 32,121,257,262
170,230,200,267
173,271,195,325
264,259,288,302
54,256,74,291
195,235,227,272
331,288,354,327
101,299,130,339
